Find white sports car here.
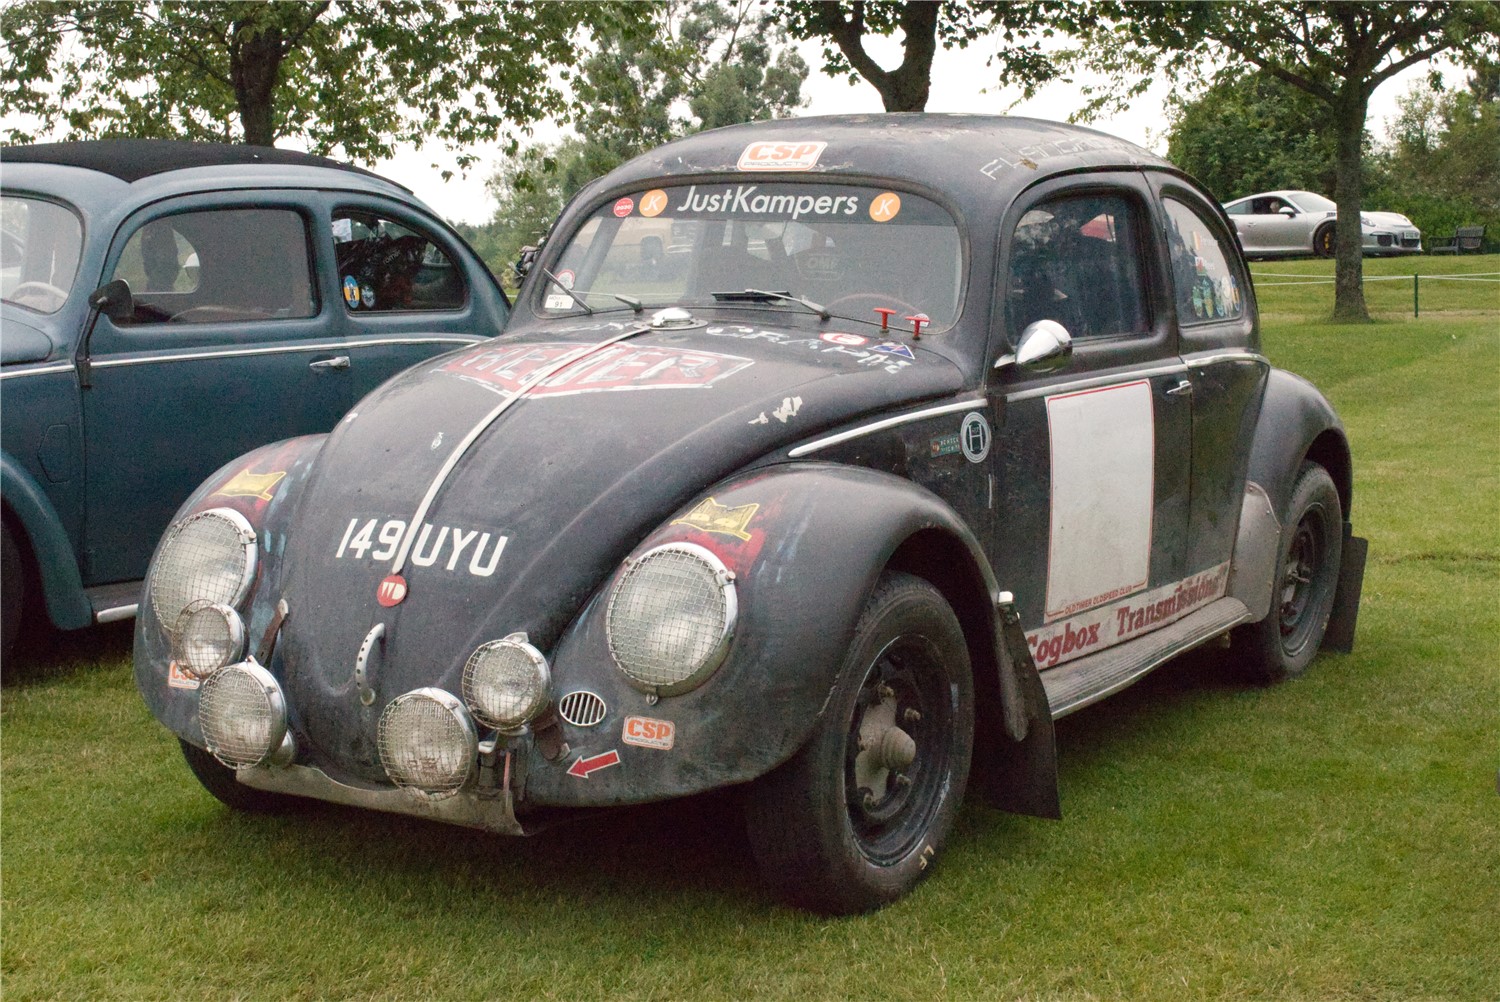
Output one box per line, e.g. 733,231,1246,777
1223,190,1422,257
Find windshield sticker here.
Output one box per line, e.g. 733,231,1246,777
612,196,634,218
343,275,360,308
738,141,827,171
336,517,507,578
869,192,901,222
438,343,753,398
673,184,858,220
554,269,575,289
820,331,867,346
671,497,760,541
360,283,375,308
639,189,668,217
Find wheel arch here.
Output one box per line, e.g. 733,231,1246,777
0,450,90,630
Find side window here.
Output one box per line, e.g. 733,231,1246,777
333,210,466,313
1006,192,1150,341
112,209,315,325
1224,201,1250,216
1162,197,1245,325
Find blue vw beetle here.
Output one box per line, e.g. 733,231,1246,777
0,140,510,661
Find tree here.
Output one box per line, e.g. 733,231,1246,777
1078,2,1500,322
1165,70,1344,202
771,1,1072,112
480,1,809,284
0,1,647,167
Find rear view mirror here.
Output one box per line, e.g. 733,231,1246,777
1278,206,1297,217
89,279,134,322
994,319,1073,373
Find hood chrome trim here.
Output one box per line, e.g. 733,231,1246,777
788,399,982,458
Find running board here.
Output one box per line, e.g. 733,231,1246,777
1040,597,1252,719
85,581,142,624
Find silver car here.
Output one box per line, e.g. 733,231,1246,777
1223,190,1422,258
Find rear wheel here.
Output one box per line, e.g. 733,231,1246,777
180,739,302,813
1232,463,1342,683
744,572,974,914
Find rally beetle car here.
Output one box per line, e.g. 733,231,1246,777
134,115,1366,915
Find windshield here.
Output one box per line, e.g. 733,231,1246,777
1,196,83,314
1291,192,1336,213
543,183,963,330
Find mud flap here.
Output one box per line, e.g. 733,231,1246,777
1322,523,1367,654
977,597,1061,820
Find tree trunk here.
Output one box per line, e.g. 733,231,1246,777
826,1,939,112
230,20,284,146
1330,87,1371,323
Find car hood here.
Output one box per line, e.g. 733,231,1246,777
0,315,56,364
1362,211,1414,228
274,317,962,777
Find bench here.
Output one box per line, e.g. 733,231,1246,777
1430,225,1486,254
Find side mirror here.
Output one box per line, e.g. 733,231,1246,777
995,319,1072,373
1278,206,1297,217
88,279,134,322
514,246,538,280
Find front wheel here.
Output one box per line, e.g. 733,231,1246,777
1232,463,1343,684
1314,223,1336,258
180,739,302,813
744,572,974,914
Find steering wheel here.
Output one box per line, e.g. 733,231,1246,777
825,293,923,326
6,281,68,309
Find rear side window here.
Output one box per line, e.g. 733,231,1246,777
1163,198,1245,324
1006,192,1150,341
332,210,466,313
1,196,83,314
112,209,316,325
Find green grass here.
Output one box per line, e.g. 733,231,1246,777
1250,252,1500,321
4,286,1498,999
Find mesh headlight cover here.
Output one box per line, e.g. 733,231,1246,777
378,688,477,799
606,543,736,695
199,662,287,769
173,601,246,679
462,635,550,731
149,508,256,635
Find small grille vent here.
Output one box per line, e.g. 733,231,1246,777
557,690,607,728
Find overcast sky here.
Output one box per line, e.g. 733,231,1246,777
376,35,1436,225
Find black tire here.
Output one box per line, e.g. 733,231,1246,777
744,572,974,914
1232,463,1343,684
1314,223,1335,258
180,739,303,813
2,520,25,672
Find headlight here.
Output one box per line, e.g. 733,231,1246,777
173,601,247,679
605,542,736,696
378,688,477,798
199,662,289,769
462,634,550,731
149,508,256,634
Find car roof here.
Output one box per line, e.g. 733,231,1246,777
593,113,1175,216
2,138,401,187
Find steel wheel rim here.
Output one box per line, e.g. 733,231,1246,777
1278,504,1327,651
843,634,952,865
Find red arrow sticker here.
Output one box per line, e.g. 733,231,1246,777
567,749,621,779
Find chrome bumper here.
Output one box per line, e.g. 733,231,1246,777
236,763,524,835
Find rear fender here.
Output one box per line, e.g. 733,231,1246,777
525,462,1058,816
134,434,327,738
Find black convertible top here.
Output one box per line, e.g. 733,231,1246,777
1,138,401,187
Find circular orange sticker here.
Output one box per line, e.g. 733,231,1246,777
639,189,669,218
869,192,901,222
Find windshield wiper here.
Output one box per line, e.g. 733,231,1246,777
712,288,829,321
540,267,593,314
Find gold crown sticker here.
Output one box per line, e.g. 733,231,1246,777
671,497,760,541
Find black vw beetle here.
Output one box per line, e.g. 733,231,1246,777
134,115,1365,914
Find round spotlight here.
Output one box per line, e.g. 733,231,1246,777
199,662,288,769
149,508,257,634
173,601,247,679
462,635,550,731
605,542,736,695
378,689,477,798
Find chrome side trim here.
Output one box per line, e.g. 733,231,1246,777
1181,350,1268,367
89,335,480,370
0,363,75,380
787,399,983,458
1005,364,1187,403
236,762,524,835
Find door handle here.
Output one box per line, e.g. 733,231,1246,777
309,355,350,372
1166,379,1193,397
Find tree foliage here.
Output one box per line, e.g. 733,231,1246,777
481,1,809,286
771,0,1074,112
1079,1,1500,322
0,1,646,167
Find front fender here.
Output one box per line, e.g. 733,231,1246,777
1,449,89,630
134,434,327,739
524,462,1052,811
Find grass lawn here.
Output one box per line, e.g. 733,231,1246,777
3,266,1497,1000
